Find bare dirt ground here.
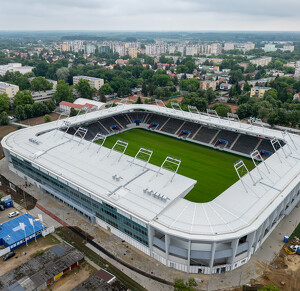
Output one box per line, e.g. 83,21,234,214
0,234,60,276
0,125,17,159
250,246,300,291
20,112,63,126
48,261,96,291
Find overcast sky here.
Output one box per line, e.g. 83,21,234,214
1,0,300,31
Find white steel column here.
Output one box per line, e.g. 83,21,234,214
209,242,216,273
165,234,170,265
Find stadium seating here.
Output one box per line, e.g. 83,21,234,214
231,134,260,154
180,121,201,137
213,130,239,148
161,118,184,134
113,114,130,128
64,112,281,158
99,117,120,132
127,111,148,123
193,126,219,144
147,114,169,128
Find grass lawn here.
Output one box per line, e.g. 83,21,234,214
99,128,255,203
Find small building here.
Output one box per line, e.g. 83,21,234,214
31,89,56,103
0,81,19,99
250,86,271,98
293,93,300,100
59,101,98,114
73,98,106,110
73,76,104,91
0,213,46,250
219,83,232,91
0,242,84,291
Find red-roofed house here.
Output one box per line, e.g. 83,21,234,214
59,101,97,113
293,93,300,100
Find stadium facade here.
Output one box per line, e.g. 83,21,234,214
2,104,300,274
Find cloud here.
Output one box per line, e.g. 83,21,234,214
0,0,299,31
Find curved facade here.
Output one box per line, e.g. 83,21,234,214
2,104,300,274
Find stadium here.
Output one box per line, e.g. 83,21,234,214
1,102,300,274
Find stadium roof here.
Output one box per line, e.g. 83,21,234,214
0,214,46,246
2,104,300,241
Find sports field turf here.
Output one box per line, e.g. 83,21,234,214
100,128,255,203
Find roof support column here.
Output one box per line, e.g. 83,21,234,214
229,238,239,268
187,240,191,273
165,234,170,265
209,242,216,273
247,232,256,258
148,226,154,257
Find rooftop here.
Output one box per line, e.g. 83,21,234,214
74,75,103,81
2,104,300,240
0,213,45,246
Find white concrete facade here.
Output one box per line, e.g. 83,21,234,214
1,104,299,274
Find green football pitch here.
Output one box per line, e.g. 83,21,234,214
99,128,255,203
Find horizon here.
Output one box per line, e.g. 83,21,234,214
1,0,300,31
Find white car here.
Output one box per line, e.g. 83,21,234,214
8,211,19,218
290,245,300,251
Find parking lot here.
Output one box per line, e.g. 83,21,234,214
0,205,25,225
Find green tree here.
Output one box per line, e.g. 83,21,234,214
0,93,10,112
75,79,95,99
174,278,197,291
43,114,52,123
70,108,78,117
99,83,114,95
15,105,27,120
24,104,33,119
30,76,53,91
180,78,199,92
99,93,107,103
56,67,70,81
135,96,143,104
15,75,30,90
13,91,34,107
32,102,50,117
53,80,73,104
267,111,278,127
212,104,232,117
45,100,56,112
0,111,9,125
243,81,251,92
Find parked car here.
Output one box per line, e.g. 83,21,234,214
3,251,15,261
8,211,19,218
0,205,4,211
290,245,300,251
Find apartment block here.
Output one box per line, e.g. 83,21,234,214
73,76,104,91
211,43,222,55
31,90,56,102
199,80,218,91
128,47,138,59
250,57,272,67
223,43,235,51
250,86,271,98
0,81,19,98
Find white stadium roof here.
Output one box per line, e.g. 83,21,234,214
2,104,300,242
